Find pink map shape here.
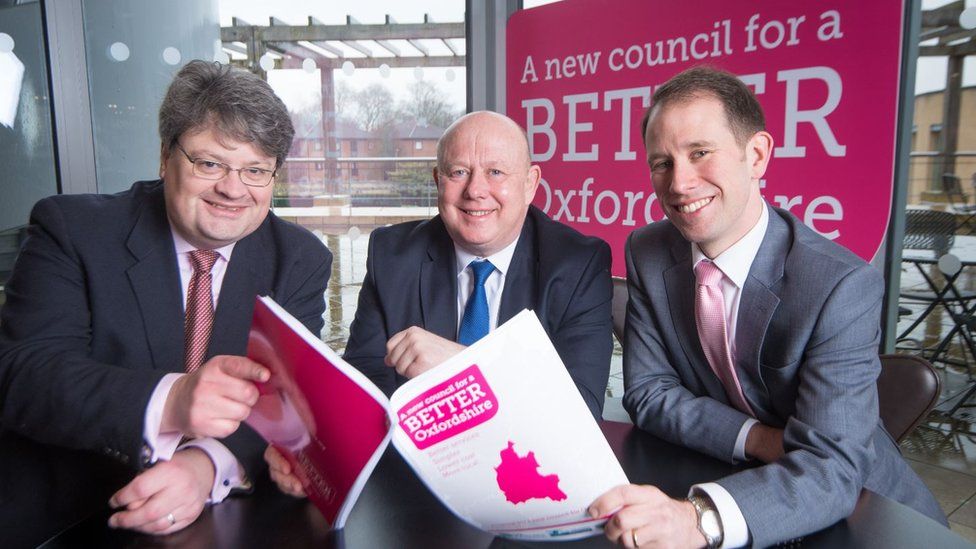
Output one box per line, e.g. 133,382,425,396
494,440,567,504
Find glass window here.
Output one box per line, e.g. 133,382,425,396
0,2,58,295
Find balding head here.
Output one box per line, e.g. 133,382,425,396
433,111,541,257
437,111,532,173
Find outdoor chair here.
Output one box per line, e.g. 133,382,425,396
942,173,976,234
878,354,941,443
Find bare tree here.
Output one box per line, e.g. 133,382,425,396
354,83,396,132
398,80,459,128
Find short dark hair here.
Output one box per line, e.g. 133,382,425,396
158,60,294,168
640,66,765,146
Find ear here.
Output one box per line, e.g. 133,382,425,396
432,166,441,190
523,164,541,202
747,131,774,180
159,143,171,180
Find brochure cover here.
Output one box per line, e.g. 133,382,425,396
245,297,628,540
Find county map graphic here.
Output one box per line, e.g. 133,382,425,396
494,441,567,504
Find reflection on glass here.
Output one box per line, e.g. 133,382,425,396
212,1,464,343
0,2,57,245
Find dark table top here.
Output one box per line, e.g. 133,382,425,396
41,421,970,548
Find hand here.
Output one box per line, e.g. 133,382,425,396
161,355,270,439
745,423,785,463
265,445,306,498
589,484,706,548
108,448,215,534
384,327,465,379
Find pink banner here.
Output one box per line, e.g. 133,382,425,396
507,0,903,276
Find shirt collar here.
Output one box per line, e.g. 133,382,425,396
691,201,769,289
170,226,236,262
454,235,521,278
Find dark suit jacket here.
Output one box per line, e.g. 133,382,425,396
623,206,945,547
343,206,613,419
0,180,331,547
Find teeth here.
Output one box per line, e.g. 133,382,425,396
677,197,712,214
465,210,492,217
208,201,241,212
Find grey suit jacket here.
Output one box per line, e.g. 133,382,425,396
623,206,945,546
342,206,613,419
0,180,331,546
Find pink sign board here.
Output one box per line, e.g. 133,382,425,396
507,0,904,276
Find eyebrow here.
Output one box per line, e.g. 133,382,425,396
190,148,273,168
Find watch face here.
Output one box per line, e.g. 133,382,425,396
701,510,722,539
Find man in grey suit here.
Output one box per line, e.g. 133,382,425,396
589,67,945,548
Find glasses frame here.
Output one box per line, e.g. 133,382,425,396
175,142,277,188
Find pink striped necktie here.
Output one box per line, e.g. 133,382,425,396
694,260,755,416
184,250,219,373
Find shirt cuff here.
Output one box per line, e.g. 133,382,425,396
142,373,185,464
691,483,750,549
180,438,246,503
733,418,759,462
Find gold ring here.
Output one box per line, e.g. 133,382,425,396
631,527,639,547
166,512,176,526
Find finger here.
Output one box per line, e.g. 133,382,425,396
385,334,412,369
264,446,291,474
217,356,270,383
109,469,170,509
589,485,629,518
386,329,410,355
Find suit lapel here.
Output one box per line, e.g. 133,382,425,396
420,218,460,340
499,214,536,325
735,209,787,418
209,223,274,358
663,238,728,400
125,187,184,371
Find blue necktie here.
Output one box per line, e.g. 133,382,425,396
458,259,495,345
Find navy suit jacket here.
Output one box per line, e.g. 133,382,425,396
623,206,945,546
0,180,331,546
343,206,613,419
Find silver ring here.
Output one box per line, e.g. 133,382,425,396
166,512,176,526
631,528,639,547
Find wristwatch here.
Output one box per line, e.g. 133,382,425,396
688,494,724,549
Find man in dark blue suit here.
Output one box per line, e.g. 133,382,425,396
0,61,331,546
265,111,613,497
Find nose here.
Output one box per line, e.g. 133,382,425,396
213,169,249,199
462,170,489,200
668,160,697,195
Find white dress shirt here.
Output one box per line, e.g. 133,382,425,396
453,236,521,337
689,202,769,549
141,229,243,503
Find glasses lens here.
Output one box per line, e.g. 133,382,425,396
193,160,227,179
241,168,273,186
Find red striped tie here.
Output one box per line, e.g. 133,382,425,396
184,250,219,373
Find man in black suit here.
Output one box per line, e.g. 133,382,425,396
265,111,613,497
0,61,331,546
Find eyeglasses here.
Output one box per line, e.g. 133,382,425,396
175,143,276,187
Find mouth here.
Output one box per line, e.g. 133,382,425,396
204,199,246,213
674,197,713,214
462,208,496,217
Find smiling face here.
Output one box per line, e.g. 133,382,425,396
434,112,540,257
644,95,772,258
160,126,275,250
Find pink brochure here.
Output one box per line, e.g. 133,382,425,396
245,296,391,529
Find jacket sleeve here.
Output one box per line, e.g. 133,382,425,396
0,198,165,469
716,265,883,547
342,232,397,395
549,240,613,420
